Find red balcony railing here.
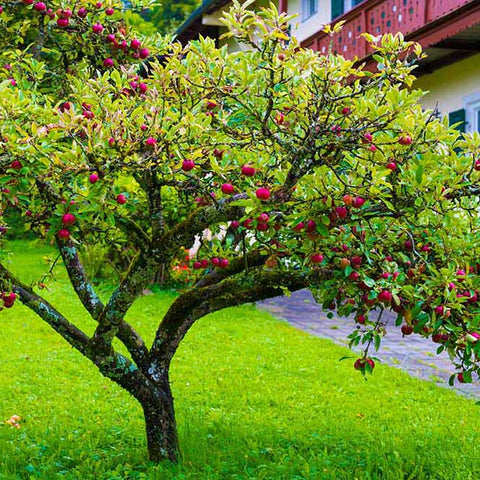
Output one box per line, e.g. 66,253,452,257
302,0,479,60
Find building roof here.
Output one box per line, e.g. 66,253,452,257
176,0,231,44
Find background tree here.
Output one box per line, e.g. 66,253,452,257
148,0,200,34
2,0,480,464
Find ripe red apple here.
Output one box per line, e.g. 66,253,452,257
211,257,220,266
193,261,202,270
89,173,99,184
311,253,324,264
474,160,480,171
257,223,268,232
258,213,269,224
401,324,413,336
139,48,149,59
363,132,373,143
348,271,359,281
105,7,114,15
58,229,70,240
256,188,270,200
458,372,466,384
182,159,195,172
10,160,22,170
386,162,397,171
206,100,217,110
131,39,141,49
351,256,362,268
356,314,366,324
341,107,351,115
304,219,316,233
369,144,377,152
200,259,209,269
57,17,69,27
92,23,104,34
378,289,392,304
293,222,305,232
241,165,256,177
103,58,114,68
221,183,234,195
398,135,412,146
116,194,127,205
77,7,87,17
145,137,157,147
34,2,46,11
231,220,240,229
335,206,348,219
456,269,466,281
62,213,76,225
352,196,365,208
219,258,229,268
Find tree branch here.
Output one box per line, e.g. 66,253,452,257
150,266,331,370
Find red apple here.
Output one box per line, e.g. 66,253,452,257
401,324,413,336
62,213,76,225
398,135,412,145
58,229,70,240
221,183,234,194
256,188,270,200
89,173,99,184
241,165,256,177
116,194,127,205
386,162,397,171
182,159,195,172
378,289,392,304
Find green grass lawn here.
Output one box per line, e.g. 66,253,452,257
1,241,480,479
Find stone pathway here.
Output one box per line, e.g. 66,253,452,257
259,289,480,399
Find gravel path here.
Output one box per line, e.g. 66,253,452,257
259,289,480,399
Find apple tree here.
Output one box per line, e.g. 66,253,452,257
1,0,480,463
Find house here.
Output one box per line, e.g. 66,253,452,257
177,0,480,133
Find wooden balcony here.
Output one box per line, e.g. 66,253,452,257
301,0,480,70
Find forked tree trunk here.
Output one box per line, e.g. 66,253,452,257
141,377,179,463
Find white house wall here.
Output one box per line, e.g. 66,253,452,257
287,0,331,44
415,53,480,130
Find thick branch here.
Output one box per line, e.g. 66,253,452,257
0,262,90,354
92,254,158,351
150,266,331,369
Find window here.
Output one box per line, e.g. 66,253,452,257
463,92,480,133
332,0,366,20
302,0,318,20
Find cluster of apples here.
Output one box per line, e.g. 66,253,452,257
192,257,229,270
18,0,149,69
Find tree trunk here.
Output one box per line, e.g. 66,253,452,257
141,378,179,463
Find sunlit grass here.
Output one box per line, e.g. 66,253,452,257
1,241,479,479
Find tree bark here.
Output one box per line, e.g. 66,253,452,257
141,376,179,463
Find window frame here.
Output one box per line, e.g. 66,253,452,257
302,0,318,21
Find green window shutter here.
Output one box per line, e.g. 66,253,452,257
449,108,466,133
332,0,344,19
352,0,364,6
